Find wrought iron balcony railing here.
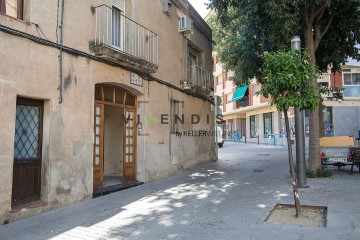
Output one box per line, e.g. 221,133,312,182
181,58,213,91
93,5,158,73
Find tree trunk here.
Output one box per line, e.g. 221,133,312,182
319,98,325,138
304,23,321,172
284,108,301,217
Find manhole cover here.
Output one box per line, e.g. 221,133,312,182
253,169,264,173
257,154,270,156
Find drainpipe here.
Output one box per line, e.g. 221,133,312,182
58,0,65,104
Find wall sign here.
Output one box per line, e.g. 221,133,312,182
130,73,143,87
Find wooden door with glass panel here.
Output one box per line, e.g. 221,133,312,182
123,108,136,181
12,98,43,205
93,103,104,189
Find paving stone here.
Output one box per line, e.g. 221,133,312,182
0,143,359,239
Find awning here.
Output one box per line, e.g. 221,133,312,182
231,85,248,101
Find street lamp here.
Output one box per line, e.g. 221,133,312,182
291,36,308,188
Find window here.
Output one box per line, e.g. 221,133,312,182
112,0,125,49
227,93,233,103
217,74,223,85
317,74,330,87
323,107,333,136
0,0,23,20
343,72,360,85
319,82,329,87
342,69,360,98
263,113,273,136
250,115,258,138
236,96,249,109
187,47,204,85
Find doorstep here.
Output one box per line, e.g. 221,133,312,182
11,200,48,213
92,181,144,198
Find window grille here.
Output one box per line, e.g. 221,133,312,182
14,105,41,160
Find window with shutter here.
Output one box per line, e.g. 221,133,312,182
112,0,125,50
113,0,125,12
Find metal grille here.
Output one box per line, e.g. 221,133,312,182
94,5,158,66
14,105,40,160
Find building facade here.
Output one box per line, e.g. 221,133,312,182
213,52,360,144
0,0,215,223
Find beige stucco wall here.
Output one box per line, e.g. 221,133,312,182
0,0,215,224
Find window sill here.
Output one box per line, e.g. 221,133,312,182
0,12,30,24
11,200,47,213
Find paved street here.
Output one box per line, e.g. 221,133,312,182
1,143,359,240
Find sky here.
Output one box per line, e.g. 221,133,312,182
188,0,210,18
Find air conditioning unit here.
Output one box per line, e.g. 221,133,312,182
163,2,171,16
179,15,193,35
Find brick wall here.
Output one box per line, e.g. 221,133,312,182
249,85,253,106
233,87,236,109
330,71,343,88
260,95,271,103
223,92,226,112
222,72,227,89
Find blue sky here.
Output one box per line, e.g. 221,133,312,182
188,0,210,18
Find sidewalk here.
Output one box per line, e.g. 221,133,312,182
0,143,359,239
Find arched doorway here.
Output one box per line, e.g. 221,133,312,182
93,84,137,189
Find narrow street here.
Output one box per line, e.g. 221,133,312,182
1,143,359,240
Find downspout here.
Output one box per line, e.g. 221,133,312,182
59,0,65,104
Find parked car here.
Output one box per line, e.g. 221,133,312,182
217,127,224,148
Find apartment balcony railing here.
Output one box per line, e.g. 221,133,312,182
236,96,250,108
181,58,213,92
92,5,158,73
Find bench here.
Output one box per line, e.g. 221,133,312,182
320,136,355,171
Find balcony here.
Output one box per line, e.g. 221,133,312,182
181,58,213,94
236,96,250,108
92,5,158,73
322,88,344,101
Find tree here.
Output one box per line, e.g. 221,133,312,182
208,0,360,171
260,49,319,217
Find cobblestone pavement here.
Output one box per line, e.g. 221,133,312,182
1,143,359,239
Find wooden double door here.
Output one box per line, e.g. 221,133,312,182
93,85,137,189
12,98,43,205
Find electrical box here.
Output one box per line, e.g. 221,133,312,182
172,156,178,165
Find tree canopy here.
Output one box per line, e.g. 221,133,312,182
208,0,360,86
260,49,319,112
